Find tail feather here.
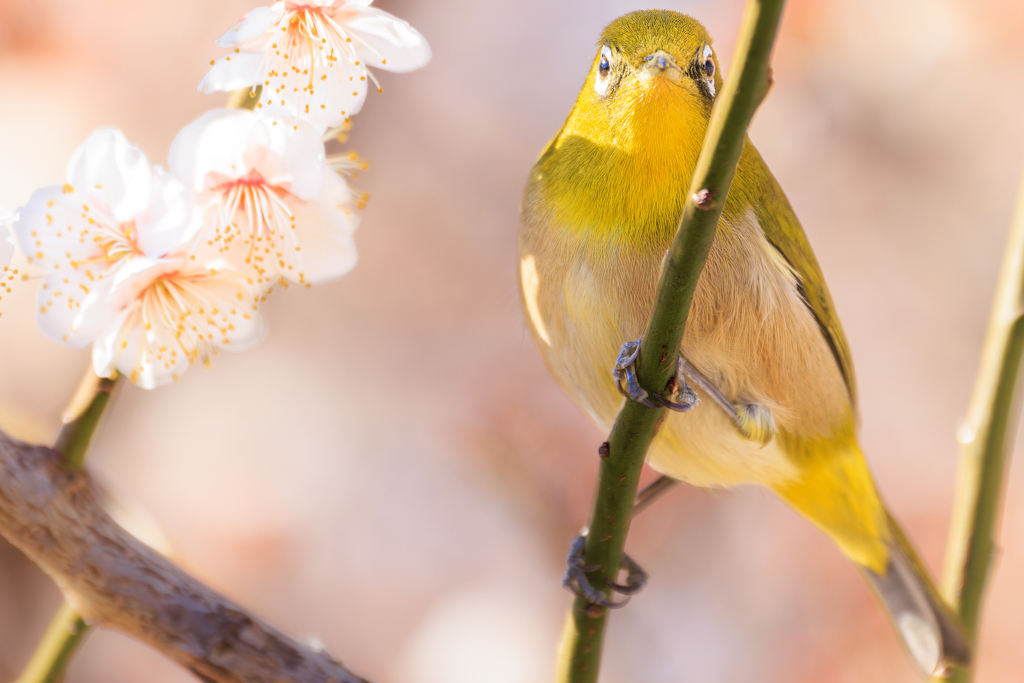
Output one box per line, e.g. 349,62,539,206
862,515,970,677
769,440,969,673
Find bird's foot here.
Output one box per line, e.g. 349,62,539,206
613,339,658,408
677,356,775,446
656,356,700,412
613,339,700,411
563,534,649,609
607,551,649,595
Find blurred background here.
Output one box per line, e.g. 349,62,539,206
1,0,1023,681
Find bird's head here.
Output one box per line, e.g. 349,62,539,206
535,11,724,245
590,11,720,106
562,11,722,153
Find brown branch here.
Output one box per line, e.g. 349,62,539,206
0,431,368,683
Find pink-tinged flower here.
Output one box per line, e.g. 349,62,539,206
199,1,431,132
169,108,359,288
13,128,266,388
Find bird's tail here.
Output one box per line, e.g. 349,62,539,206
861,513,970,677
770,439,970,676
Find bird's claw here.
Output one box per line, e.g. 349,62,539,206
562,534,648,609
655,356,700,412
563,536,617,607
613,339,659,408
614,339,700,412
605,551,649,595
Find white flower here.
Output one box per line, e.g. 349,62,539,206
169,108,359,288
14,128,266,388
199,0,431,132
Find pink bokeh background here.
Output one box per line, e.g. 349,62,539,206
1,1,1023,681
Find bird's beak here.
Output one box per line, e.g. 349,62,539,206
639,50,683,84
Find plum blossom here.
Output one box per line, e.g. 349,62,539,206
199,1,431,131
169,108,359,288
14,128,266,388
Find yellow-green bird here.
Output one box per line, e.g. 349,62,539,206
518,9,969,676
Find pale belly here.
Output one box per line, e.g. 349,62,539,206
519,210,851,489
541,308,801,489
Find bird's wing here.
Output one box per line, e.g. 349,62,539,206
741,144,858,410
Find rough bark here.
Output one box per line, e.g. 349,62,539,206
0,431,368,683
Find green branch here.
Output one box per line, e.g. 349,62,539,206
16,371,121,683
554,2,786,681
15,603,89,683
53,373,120,470
936,168,1024,683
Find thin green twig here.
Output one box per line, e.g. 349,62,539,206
53,374,120,470
16,371,121,683
554,2,785,681
935,167,1024,683
15,604,89,683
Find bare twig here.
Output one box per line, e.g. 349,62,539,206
936,167,1024,683
0,431,368,683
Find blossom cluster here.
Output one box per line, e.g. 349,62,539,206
3,1,429,388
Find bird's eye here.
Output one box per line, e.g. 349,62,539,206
701,44,716,97
594,45,613,96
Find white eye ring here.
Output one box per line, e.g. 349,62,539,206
594,45,613,96
702,45,716,97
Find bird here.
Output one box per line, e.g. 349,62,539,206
518,9,968,676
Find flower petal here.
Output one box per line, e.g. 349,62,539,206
93,304,137,380
287,170,358,284
68,128,153,224
35,270,119,349
97,297,185,390
199,262,268,352
95,259,267,388
214,6,281,47
14,185,109,275
104,255,177,311
199,51,265,94
170,109,261,193
258,63,365,133
14,184,136,347
133,167,195,258
172,109,324,197
274,119,325,200
346,7,432,73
